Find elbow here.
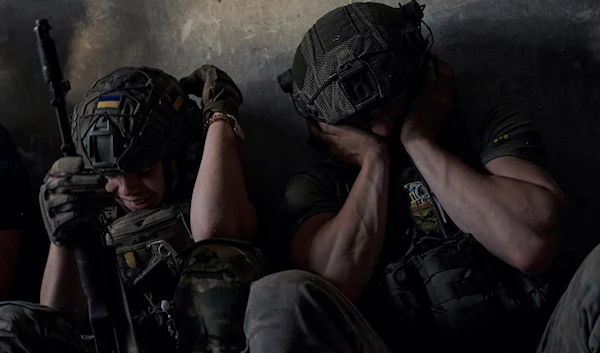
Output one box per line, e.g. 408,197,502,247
191,207,257,242
513,255,551,276
513,196,564,276
290,254,364,302
511,231,560,276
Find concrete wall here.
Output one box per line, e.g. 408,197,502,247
1,0,598,263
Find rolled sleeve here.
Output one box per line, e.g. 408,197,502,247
474,105,548,168
280,167,343,247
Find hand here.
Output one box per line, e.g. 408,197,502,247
179,65,243,122
307,120,387,167
400,56,454,145
39,156,115,248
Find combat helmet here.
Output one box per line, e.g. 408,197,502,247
278,0,432,125
71,67,193,176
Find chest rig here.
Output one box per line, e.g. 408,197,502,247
105,204,194,353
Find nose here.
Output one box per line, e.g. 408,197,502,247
105,174,142,196
370,115,395,138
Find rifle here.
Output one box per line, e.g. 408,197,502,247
34,19,135,353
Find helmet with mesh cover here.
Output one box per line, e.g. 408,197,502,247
278,0,431,125
71,67,192,176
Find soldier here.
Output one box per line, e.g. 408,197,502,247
0,65,267,353
275,1,565,352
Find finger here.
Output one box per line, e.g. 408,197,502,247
309,124,337,145
47,193,115,211
54,212,98,233
307,120,324,136
310,128,335,145
319,122,364,136
49,156,84,176
306,119,320,130
52,199,114,215
45,174,107,192
52,185,110,195
318,122,338,135
179,71,204,97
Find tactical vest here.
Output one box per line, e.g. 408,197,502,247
322,159,551,352
105,204,194,353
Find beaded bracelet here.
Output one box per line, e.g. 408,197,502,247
203,112,245,141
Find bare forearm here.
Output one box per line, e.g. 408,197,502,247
0,230,21,300
404,138,560,272
191,121,256,242
40,244,88,326
295,151,389,300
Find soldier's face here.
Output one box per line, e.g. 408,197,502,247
104,162,165,211
353,91,408,138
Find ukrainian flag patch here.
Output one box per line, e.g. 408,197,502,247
97,95,122,109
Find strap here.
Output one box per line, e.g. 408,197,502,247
429,274,485,305
411,246,472,280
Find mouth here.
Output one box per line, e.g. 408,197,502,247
120,195,153,207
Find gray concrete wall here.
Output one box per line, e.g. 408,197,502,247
1,0,598,263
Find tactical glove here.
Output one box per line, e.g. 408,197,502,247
179,65,243,122
39,156,115,247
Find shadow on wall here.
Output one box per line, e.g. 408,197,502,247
0,1,89,186
430,3,600,263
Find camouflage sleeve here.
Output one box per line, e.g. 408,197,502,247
465,105,548,168
0,125,30,230
280,166,343,246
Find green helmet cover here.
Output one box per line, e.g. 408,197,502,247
72,67,191,175
279,1,431,124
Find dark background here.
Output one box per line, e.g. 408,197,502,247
0,0,598,294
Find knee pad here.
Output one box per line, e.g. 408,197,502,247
174,239,267,353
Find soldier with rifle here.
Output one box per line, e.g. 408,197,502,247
0,20,267,353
